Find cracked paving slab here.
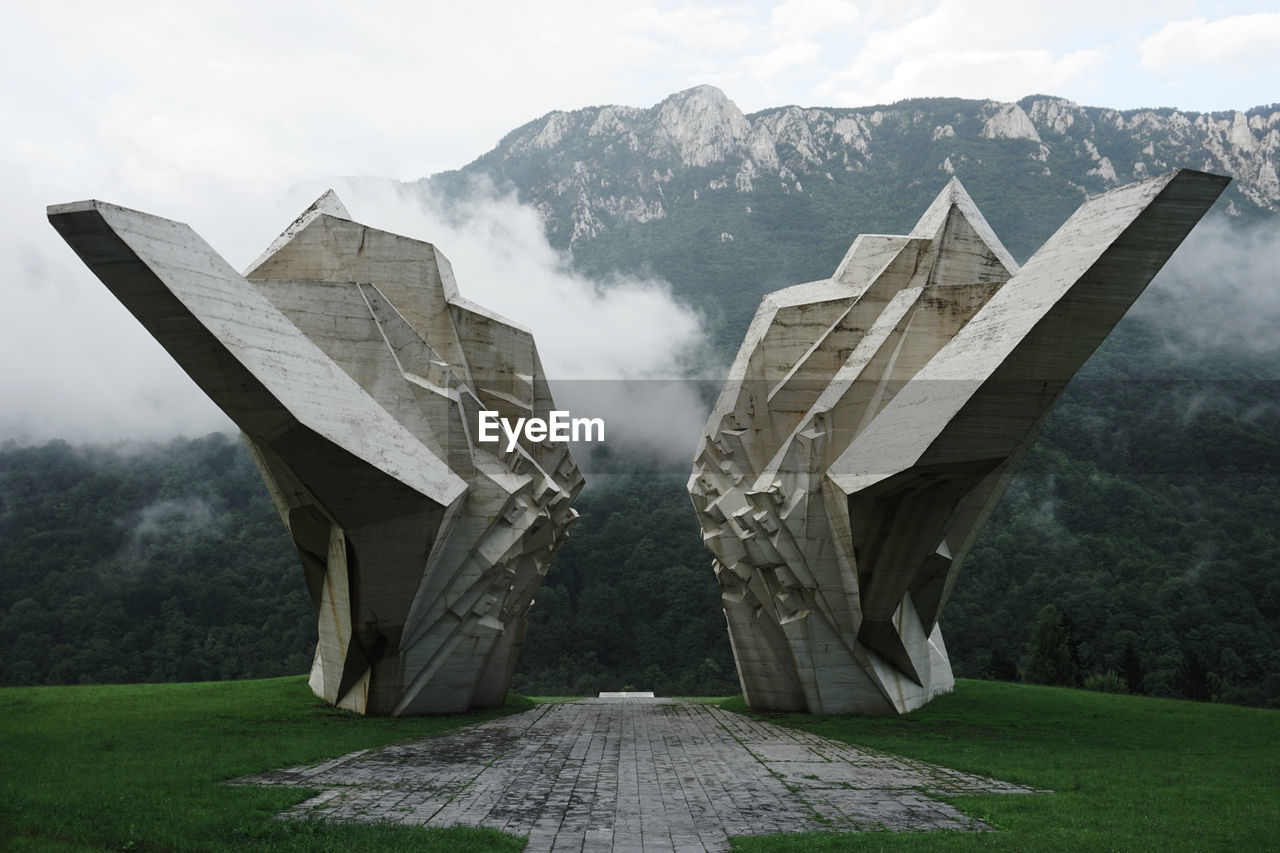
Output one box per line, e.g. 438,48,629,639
236,698,1044,852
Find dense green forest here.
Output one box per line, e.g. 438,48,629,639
4,90,1279,707
3,309,1278,705
424,89,1280,704
0,436,313,685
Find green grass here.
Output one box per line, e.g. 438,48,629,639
0,676,530,852
7,677,1277,851
722,679,1280,851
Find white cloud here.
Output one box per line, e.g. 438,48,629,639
2,0,1279,449
743,38,825,79
2,171,716,459
315,179,710,382
1139,12,1280,72
622,3,763,52
817,0,1112,105
769,0,861,37
0,2,742,190
831,47,1105,105
1135,216,1280,358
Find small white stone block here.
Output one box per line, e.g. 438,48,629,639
598,692,656,698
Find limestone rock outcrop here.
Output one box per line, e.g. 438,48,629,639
463,87,1277,249
689,169,1228,715
49,191,583,715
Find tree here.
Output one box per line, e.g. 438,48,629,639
1024,604,1078,686
1119,641,1146,695
1172,647,1218,702
985,647,1020,682
1061,612,1093,684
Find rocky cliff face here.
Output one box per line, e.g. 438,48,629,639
435,85,1280,251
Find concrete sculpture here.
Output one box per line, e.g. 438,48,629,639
49,191,583,715
689,169,1228,715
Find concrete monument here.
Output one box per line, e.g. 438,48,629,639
49,192,583,715
689,169,1228,715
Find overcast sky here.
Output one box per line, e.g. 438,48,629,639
2,0,1278,444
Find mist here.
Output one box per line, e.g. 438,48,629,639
117,497,224,569
1,175,717,464
1135,214,1280,363
7,173,1274,465
321,177,719,464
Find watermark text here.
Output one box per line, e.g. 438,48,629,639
477,410,604,452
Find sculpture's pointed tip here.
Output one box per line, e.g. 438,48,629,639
908,176,1019,276
244,188,358,276
313,189,351,221
941,175,973,204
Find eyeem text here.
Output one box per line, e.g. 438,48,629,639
477,410,605,452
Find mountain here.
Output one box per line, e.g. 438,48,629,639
425,85,1280,346
422,85,1280,705
4,87,1278,708
441,84,1279,242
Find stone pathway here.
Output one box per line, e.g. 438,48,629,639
238,698,1042,851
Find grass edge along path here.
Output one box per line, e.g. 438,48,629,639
0,675,529,852
720,678,1280,851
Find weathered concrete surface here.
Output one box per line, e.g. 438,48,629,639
239,698,1041,852
689,169,1229,716
47,193,583,716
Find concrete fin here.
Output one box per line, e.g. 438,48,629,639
242,215,471,376
909,177,1019,276
46,200,465,510
48,194,582,717
244,189,351,277
828,169,1229,495
693,168,1227,716
359,282,462,389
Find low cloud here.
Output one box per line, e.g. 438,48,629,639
4,176,718,465
1135,215,1280,361
314,178,718,464
116,497,223,569
307,177,712,382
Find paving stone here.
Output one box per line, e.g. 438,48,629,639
236,697,1044,851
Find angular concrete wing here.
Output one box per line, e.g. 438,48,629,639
49,195,583,715
689,169,1229,715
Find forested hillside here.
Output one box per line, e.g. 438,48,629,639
427,86,1280,349
3,86,1278,707
0,436,312,685
3,343,1278,704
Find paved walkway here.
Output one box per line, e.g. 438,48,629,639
239,698,1041,851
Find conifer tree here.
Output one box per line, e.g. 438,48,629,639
1025,604,1077,686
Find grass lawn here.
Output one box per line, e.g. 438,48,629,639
0,676,530,852
5,677,1276,851
722,679,1280,851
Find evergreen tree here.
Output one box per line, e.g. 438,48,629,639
1061,612,1093,685
985,647,1020,682
1172,647,1218,702
1024,604,1078,686
1120,641,1146,695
